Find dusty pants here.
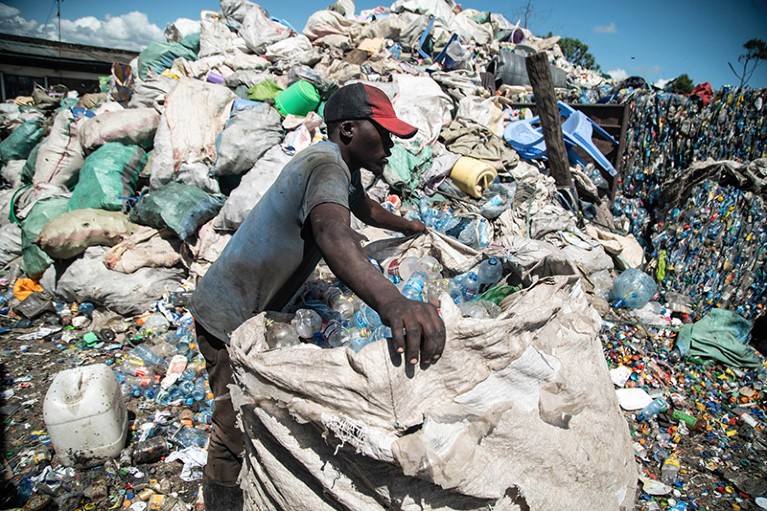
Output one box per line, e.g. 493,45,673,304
194,320,243,486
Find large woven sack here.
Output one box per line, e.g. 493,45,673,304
78,108,160,152
68,143,147,212
228,232,636,511
37,209,140,259
55,246,184,315
33,109,85,188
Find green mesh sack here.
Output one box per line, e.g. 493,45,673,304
0,120,45,163
68,142,147,212
137,40,198,80
128,182,224,241
21,196,69,275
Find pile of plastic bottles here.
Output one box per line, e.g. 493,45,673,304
389,195,494,250
652,180,767,320
266,256,510,353
113,311,213,422
620,88,767,205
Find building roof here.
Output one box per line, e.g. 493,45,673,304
0,34,140,74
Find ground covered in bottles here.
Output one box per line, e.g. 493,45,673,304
1,302,766,511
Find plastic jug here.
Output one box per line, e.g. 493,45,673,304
43,363,128,467
274,80,320,117
449,157,497,198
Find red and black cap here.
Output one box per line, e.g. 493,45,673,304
324,83,418,139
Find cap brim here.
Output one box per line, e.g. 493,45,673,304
372,116,418,139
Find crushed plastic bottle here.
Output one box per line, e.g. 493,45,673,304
611,268,658,309
291,309,322,339
637,397,668,422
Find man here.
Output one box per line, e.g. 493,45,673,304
190,82,447,510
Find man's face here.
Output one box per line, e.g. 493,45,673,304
350,119,394,175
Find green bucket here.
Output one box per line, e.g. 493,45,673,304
274,80,320,117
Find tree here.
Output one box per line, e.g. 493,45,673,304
668,74,694,94
728,38,767,88
558,37,601,72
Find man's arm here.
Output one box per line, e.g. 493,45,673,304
310,202,445,366
352,195,426,236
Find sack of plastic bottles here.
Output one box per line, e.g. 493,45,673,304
610,268,657,309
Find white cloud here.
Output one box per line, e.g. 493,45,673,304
0,2,39,35
593,22,617,34
168,18,200,39
0,2,174,51
0,3,19,17
654,78,674,89
607,68,628,82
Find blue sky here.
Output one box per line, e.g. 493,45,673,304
2,0,766,89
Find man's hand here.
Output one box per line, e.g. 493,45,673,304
402,219,426,236
377,297,445,367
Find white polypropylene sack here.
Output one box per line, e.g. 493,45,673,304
392,74,454,152
128,74,178,110
303,9,361,41
213,145,292,231
104,225,182,274
78,108,160,152
210,104,283,176
55,245,184,315
33,109,85,188
1,160,25,189
239,4,292,54
456,96,505,138
229,232,636,511
452,10,493,46
150,78,235,175
184,219,231,280
263,35,318,65
199,12,250,58
0,222,22,267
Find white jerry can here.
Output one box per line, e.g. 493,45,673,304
43,363,129,467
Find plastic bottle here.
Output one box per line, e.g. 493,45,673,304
397,257,420,282
161,355,188,389
477,257,503,290
354,305,382,330
416,256,443,280
433,209,458,232
671,409,704,431
458,301,490,319
661,455,680,484
348,327,373,352
139,313,171,336
323,320,348,348
450,272,480,302
173,426,208,449
401,270,428,301
132,436,170,464
324,287,354,322
423,278,450,306
265,321,300,349
611,268,658,309
291,309,322,339
131,345,168,374
637,397,668,422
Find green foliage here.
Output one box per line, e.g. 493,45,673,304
558,37,601,72
728,38,767,87
668,73,694,94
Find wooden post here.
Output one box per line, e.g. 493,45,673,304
525,52,572,189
